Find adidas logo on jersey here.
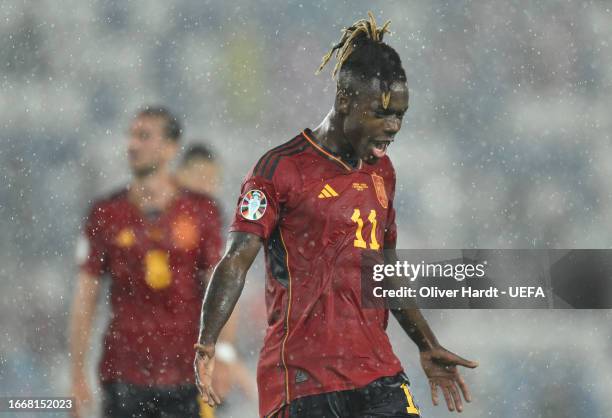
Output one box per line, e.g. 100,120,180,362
295,369,309,383
318,184,339,198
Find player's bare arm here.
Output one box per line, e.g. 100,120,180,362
68,271,101,418
194,231,262,406
200,266,256,401
385,247,478,413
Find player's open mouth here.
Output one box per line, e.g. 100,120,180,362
370,140,391,158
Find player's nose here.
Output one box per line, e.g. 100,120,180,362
383,117,401,135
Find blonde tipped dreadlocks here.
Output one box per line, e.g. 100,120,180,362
316,12,391,78
317,12,402,110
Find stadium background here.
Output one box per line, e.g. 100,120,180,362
1,1,612,416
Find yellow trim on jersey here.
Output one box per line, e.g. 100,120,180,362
279,228,293,405
401,383,420,415
302,130,362,171
266,405,284,418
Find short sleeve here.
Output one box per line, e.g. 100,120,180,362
79,203,109,276
197,199,224,270
230,158,298,240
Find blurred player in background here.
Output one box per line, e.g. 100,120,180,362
195,13,477,417
176,143,258,404
176,144,221,197
69,106,224,418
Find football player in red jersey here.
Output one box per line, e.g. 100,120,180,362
195,14,478,418
69,106,224,418
176,144,222,197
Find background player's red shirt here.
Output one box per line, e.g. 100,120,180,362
80,188,222,387
230,129,402,417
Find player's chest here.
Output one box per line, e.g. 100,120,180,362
286,171,390,241
105,211,201,255
103,205,205,292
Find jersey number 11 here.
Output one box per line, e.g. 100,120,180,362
351,208,380,250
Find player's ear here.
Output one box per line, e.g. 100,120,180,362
335,89,351,115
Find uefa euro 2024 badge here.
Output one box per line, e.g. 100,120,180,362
241,189,267,220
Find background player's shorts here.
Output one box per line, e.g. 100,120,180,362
270,372,421,418
102,381,214,418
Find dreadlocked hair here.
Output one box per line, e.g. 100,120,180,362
317,12,406,108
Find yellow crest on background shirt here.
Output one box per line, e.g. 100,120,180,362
144,249,172,290
370,173,388,209
115,228,135,248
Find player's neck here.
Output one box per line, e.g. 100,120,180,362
313,110,358,163
129,167,178,213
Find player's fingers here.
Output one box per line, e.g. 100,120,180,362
201,384,216,407
441,385,455,412
457,373,472,403
203,386,218,407
449,382,463,412
195,359,210,397
200,390,209,405
450,353,478,369
209,386,222,406
430,380,439,406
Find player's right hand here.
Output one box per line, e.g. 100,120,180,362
70,372,92,418
420,346,478,413
194,343,222,407
211,359,233,400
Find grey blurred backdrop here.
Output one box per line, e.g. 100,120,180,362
1,1,612,417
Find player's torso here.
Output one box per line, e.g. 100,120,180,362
284,162,390,264
259,133,395,337
256,135,401,409
95,190,216,385
99,191,206,315
270,145,393,312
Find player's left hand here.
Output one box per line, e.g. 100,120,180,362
419,346,478,413
194,343,222,407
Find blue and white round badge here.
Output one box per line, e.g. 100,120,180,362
240,189,267,220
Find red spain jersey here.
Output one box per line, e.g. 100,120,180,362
80,188,222,387
230,129,402,417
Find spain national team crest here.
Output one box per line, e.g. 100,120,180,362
371,173,388,209
240,189,267,220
